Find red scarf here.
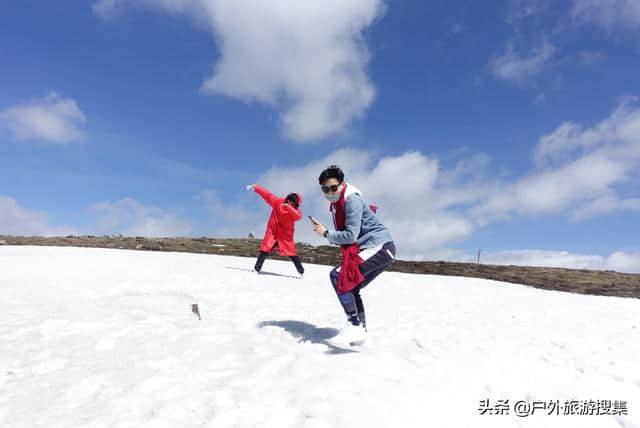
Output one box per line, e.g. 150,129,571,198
331,185,364,293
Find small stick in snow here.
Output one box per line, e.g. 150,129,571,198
191,304,201,320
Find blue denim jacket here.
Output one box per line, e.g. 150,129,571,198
327,183,393,249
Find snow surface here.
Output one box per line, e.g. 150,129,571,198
1,246,640,428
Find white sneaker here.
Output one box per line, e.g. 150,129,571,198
334,322,367,346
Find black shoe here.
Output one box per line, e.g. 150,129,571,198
347,313,360,326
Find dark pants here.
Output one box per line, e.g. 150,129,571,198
329,241,396,329
254,244,304,274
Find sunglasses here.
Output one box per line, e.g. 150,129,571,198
321,184,340,194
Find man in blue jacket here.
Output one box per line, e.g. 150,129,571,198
312,165,396,344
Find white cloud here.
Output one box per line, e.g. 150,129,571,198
181,98,640,260
477,249,640,273
572,0,640,33
0,196,77,236
91,198,192,237
93,0,201,18
473,98,640,221
506,0,551,25
355,152,474,249
250,149,476,258
534,97,640,166
516,154,625,213
496,0,632,82
0,92,86,144
606,251,640,273
93,0,384,142
183,142,640,267
572,194,640,220
480,249,604,269
199,189,281,238
200,190,239,221
249,102,639,258
236,146,639,266
495,1,575,85
490,40,555,84
178,99,640,261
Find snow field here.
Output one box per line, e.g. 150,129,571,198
1,246,639,428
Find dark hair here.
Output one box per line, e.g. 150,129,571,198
285,193,299,208
318,165,344,185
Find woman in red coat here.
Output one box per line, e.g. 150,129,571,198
247,184,305,276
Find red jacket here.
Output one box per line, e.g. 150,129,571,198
254,185,302,256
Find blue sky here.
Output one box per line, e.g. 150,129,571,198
1,0,640,272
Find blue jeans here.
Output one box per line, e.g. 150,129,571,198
329,241,396,327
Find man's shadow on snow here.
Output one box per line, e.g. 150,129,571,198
258,320,358,355
225,267,300,279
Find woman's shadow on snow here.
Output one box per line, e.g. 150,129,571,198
258,320,358,354
225,267,300,279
